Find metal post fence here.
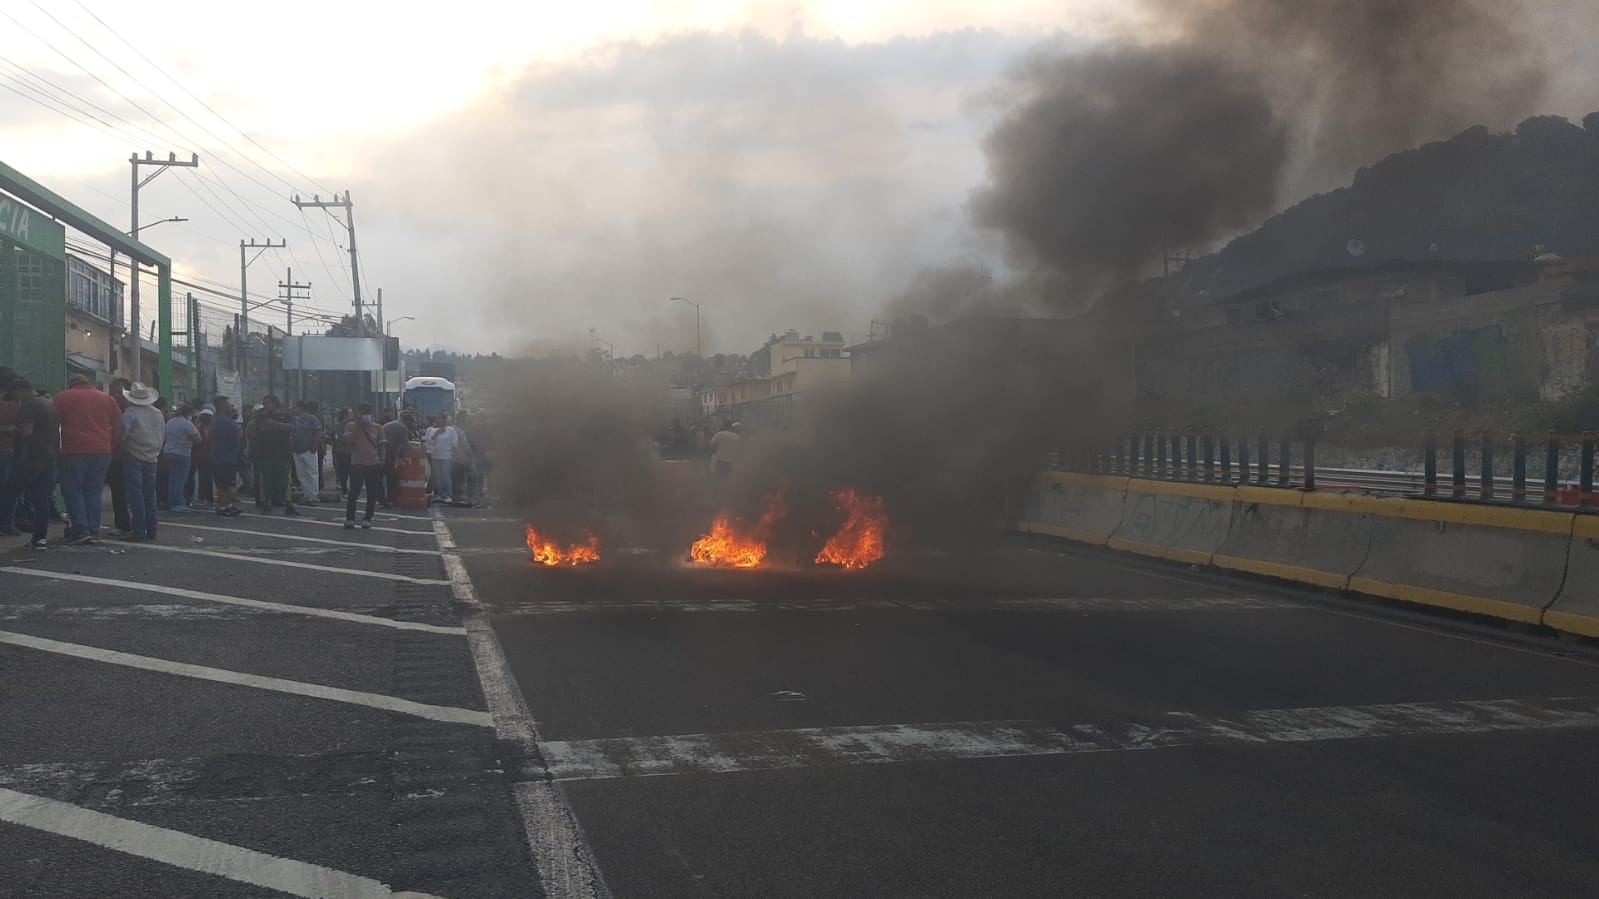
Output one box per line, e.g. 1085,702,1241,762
1512,433,1527,503
1582,432,1596,510
1277,435,1290,487
1423,431,1438,497
1480,430,1495,501
1451,430,1466,499
1544,432,1560,505
1257,432,1269,484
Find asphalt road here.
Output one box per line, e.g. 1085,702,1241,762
450,513,1599,899
0,503,536,898
6,503,1599,898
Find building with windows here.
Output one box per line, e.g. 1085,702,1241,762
704,329,852,426
63,254,124,381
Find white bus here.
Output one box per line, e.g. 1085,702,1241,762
401,376,458,420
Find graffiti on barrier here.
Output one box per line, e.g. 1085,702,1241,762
1122,492,1231,548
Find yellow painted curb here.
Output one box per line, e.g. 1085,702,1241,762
1573,515,1599,540
1341,496,1575,535
1542,610,1599,639
1124,479,1237,503
1234,486,1303,508
1348,576,1544,625
1212,554,1350,591
1040,471,1129,492
1107,536,1212,567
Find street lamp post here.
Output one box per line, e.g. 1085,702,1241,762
127,216,187,236
382,318,415,414
108,216,187,376
668,296,701,358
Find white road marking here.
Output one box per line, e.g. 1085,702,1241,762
0,754,494,809
438,515,521,524
0,787,442,898
540,696,1599,781
275,517,439,536
0,568,465,635
114,541,450,585
0,629,491,727
160,523,442,555
431,510,611,899
496,596,1286,615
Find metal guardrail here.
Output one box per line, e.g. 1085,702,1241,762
1049,427,1599,509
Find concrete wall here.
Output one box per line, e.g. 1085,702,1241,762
1014,472,1599,638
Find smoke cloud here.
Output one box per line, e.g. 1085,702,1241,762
454,1,1577,570
964,0,1554,296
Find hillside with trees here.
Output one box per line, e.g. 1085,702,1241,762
1179,111,1599,298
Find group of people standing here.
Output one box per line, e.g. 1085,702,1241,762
1,364,491,547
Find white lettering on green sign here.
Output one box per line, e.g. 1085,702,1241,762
0,193,64,258
0,198,30,242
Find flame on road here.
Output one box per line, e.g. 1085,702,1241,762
525,526,601,567
690,493,787,568
814,489,887,570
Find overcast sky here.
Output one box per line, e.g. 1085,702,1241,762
3,1,1595,356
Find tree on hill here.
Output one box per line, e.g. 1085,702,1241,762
1177,111,1599,298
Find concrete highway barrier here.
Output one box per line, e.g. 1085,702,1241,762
1348,500,1574,625
1212,489,1373,591
1015,472,1127,546
1106,480,1236,566
1015,472,1599,638
1541,514,1599,638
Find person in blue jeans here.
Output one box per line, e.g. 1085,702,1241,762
120,382,166,540
162,404,201,512
51,374,124,545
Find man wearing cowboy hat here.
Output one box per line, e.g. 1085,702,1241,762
51,374,124,545
120,381,165,541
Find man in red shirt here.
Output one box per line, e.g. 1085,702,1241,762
53,374,125,545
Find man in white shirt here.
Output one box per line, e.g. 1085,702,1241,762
709,421,743,476
425,414,459,502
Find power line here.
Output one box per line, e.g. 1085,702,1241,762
71,0,335,197
7,9,372,329
299,208,352,301
65,239,349,325
7,3,351,280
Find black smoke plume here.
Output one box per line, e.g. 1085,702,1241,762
967,0,1552,296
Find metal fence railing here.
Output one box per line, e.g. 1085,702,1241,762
1053,429,1599,510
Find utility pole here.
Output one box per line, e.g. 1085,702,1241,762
668,296,701,358
291,191,363,325
239,238,286,385
278,269,311,402
129,151,199,377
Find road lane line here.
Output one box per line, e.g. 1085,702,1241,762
431,509,611,899
113,542,450,585
273,517,440,536
495,596,1288,615
0,629,492,728
160,522,442,555
0,568,465,635
539,696,1599,781
0,787,442,898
